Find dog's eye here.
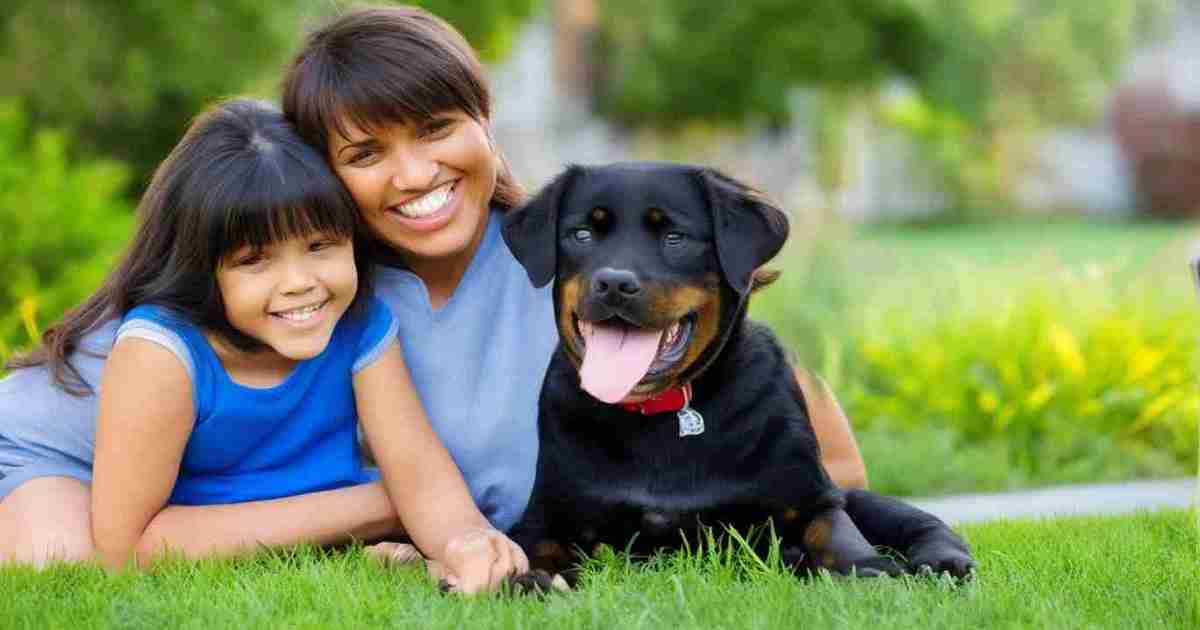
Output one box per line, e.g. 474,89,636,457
572,228,594,243
664,231,686,246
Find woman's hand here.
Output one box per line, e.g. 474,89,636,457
436,528,529,594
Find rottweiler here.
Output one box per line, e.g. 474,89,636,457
501,162,974,590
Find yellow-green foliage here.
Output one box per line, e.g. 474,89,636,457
0,100,133,358
840,264,1198,475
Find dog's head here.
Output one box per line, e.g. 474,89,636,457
502,162,788,404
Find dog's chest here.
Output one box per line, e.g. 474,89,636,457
543,414,785,544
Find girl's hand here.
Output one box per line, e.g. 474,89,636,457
437,528,529,594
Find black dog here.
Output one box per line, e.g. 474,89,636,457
501,162,973,589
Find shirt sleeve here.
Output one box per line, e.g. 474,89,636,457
352,297,399,374
115,317,196,382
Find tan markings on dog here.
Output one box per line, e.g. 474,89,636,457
534,540,569,566
557,274,585,362
590,207,609,225
646,281,720,381
803,517,831,550
783,508,801,523
646,207,665,226
821,551,838,568
676,284,722,377
750,267,781,292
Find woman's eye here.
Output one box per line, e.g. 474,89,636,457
421,119,454,139
664,231,685,246
572,228,593,243
346,149,376,166
309,240,333,252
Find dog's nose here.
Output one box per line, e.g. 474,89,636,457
591,268,642,299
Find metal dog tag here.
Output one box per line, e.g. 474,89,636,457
677,406,705,437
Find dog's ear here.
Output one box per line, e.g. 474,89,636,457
502,166,581,288
694,168,789,295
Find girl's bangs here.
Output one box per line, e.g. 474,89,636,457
211,161,358,261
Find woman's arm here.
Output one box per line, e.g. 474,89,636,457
354,341,527,593
794,366,868,490
92,338,401,569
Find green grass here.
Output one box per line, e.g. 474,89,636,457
2,510,1195,629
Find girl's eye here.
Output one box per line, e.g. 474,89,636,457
234,253,264,267
664,231,686,246
572,228,593,243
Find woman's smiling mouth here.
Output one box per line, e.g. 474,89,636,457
388,178,458,228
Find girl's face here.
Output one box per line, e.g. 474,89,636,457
327,109,497,267
216,232,357,362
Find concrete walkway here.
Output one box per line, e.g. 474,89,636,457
907,478,1197,525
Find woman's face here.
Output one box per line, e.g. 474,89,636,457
328,110,497,266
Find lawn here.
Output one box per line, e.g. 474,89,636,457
2,509,1194,629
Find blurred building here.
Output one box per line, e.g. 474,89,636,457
490,0,1192,220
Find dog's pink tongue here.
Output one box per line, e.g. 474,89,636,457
579,320,664,403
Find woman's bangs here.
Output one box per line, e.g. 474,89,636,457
319,54,484,147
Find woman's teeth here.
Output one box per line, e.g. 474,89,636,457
276,301,325,321
394,182,453,218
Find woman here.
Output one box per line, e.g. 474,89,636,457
278,5,868,531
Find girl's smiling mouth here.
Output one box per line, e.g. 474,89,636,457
271,299,330,326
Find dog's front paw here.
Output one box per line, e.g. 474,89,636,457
907,541,976,580
505,569,572,596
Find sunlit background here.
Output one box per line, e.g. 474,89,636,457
1,0,1196,498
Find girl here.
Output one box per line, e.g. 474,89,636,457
1,99,525,592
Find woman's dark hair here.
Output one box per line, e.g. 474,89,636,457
280,4,525,211
8,98,373,395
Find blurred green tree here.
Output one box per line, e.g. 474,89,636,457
595,0,1171,218
0,1,542,195
0,101,133,356
0,0,305,193
408,0,544,61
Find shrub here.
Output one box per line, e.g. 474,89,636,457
0,100,133,359
753,221,1196,493
838,265,1197,485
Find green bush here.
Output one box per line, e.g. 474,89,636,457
841,272,1197,482
753,220,1196,494
0,100,134,359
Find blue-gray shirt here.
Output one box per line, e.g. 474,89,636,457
0,210,558,531
372,211,557,529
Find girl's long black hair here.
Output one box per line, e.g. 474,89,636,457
9,98,373,395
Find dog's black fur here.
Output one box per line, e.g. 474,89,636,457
502,162,973,590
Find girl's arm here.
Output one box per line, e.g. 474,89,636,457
794,366,868,490
354,341,528,594
92,338,401,569
91,337,194,569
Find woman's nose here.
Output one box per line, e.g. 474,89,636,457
389,149,439,192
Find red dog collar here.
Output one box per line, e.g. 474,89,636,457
619,383,693,415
